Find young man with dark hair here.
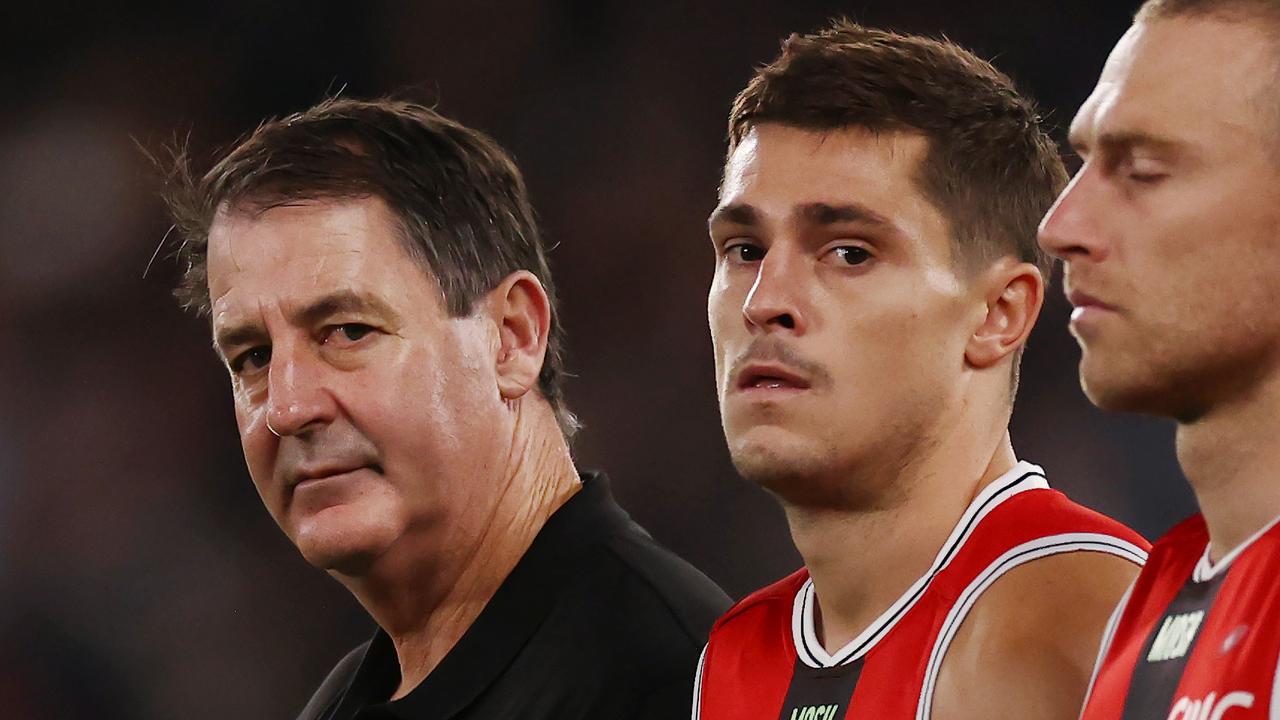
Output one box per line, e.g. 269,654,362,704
163,97,729,719
1040,1,1280,716
694,21,1149,720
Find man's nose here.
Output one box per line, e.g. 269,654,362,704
265,344,336,437
742,248,807,334
1039,164,1111,263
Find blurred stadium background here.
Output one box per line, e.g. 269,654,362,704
1,1,1194,717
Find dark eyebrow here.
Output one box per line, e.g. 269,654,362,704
212,324,266,358
795,202,893,228
212,289,402,356
293,289,402,329
708,203,760,228
709,201,897,231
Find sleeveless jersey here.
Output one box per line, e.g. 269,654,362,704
1080,513,1280,720
693,461,1150,720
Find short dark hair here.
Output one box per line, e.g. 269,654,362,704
728,19,1068,282
161,97,578,436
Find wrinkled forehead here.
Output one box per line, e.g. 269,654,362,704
206,198,420,319
1074,17,1278,148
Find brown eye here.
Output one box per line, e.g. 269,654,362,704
323,323,377,346
231,346,272,374
336,324,373,342
832,246,871,266
726,243,764,263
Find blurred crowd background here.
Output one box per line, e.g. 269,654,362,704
1,1,1196,717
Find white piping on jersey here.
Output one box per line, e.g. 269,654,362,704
791,461,1050,669
1079,579,1137,720
1271,638,1280,720
914,533,1148,720
1193,512,1280,583
691,643,707,720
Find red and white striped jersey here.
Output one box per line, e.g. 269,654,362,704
1080,513,1280,720
693,461,1150,720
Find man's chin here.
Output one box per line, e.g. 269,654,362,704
1080,351,1147,407
727,427,918,511
729,426,805,470
289,507,402,576
1080,360,1187,418
305,545,381,576
728,435,840,505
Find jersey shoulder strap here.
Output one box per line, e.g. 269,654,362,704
712,568,808,633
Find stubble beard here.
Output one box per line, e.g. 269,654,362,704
729,425,934,514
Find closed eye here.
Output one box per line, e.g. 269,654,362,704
1127,171,1168,184
1115,156,1169,186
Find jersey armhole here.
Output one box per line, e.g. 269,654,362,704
915,533,1147,720
1079,578,1135,718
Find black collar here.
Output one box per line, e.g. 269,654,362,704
331,472,635,719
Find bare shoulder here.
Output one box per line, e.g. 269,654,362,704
930,551,1140,720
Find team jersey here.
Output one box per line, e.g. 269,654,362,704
693,461,1150,720
1080,513,1280,720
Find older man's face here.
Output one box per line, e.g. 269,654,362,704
207,197,506,576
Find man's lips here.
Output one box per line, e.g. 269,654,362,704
735,363,811,391
288,462,382,489
1066,288,1118,313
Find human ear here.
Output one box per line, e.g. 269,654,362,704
487,271,552,400
965,259,1045,369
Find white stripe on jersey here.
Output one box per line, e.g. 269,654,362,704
1193,512,1280,583
691,643,707,720
1080,579,1136,720
792,461,1050,668
1271,638,1280,720
915,533,1149,720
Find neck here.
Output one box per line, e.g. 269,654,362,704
342,404,580,699
1177,368,1280,562
787,423,1016,655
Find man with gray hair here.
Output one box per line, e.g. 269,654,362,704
1039,1,1280,715
163,97,729,719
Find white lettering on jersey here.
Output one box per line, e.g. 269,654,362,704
1148,611,1206,662
789,705,840,720
1166,691,1254,720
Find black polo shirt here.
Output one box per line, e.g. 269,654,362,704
296,473,730,720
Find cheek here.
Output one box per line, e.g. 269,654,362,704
829,299,961,388
367,337,496,455
708,285,744,360
235,403,277,485
1127,228,1231,336
707,271,736,322
372,353,455,429
1159,272,1274,357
